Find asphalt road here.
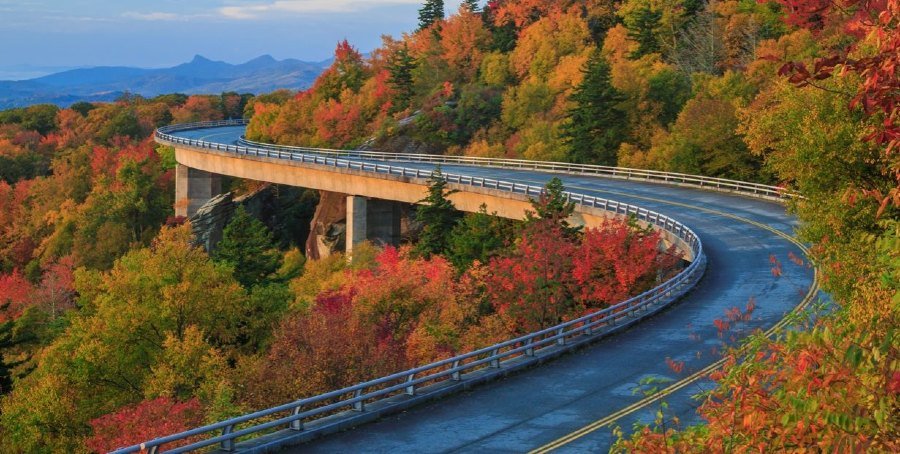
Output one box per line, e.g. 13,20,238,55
170,126,817,453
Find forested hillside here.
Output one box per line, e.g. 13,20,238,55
246,0,788,181
217,0,900,449
0,79,683,452
0,0,897,452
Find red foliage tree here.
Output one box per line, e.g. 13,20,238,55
0,270,34,322
33,256,76,318
240,288,405,409
170,95,224,124
491,0,564,28
312,99,364,147
85,397,203,453
486,221,577,333
571,222,680,312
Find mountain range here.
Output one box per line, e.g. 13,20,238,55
0,55,330,109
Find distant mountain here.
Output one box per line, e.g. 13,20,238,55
0,55,330,109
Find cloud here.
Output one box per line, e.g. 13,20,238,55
217,0,422,19
123,11,184,21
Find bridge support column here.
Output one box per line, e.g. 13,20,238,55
345,196,402,256
175,164,222,218
346,196,368,255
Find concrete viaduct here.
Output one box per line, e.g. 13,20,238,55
173,127,694,259
120,121,817,453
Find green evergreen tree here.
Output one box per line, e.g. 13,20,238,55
563,50,626,165
214,206,282,288
0,316,13,395
387,45,417,111
447,204,513,271
525,178,582,237
461,0,480,12
418,0,445,31
415,167,461,258
625,6,663,58
483,1,518,52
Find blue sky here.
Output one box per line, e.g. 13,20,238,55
0,0,469,78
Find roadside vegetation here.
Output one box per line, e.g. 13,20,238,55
0,0,896,451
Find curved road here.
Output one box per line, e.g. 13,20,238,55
171,126,817,453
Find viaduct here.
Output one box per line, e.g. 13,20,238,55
115,120,816,453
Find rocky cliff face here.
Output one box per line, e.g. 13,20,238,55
189,187,269,251
305,190,348,260
189,184,315,252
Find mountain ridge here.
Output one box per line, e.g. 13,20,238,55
0,55,330,109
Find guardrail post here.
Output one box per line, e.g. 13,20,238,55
353,388,365,412
451,360,462,381
525,337,534,357
490,348,500,368
405,373,416,396
290,407,304,431
220,424,235,451
556,327,566,346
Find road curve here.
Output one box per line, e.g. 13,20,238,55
169,126,817,453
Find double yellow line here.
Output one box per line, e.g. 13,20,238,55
525,184,820,453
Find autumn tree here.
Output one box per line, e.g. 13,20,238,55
314,40,368,101
171,95,224,124
439,7,492,80
486,220,576,333
0,104,59,135
618,2,900,450
571,222,678,310
96,108,142,143
0,225,246,451
563,49,626,165
237,288,405,409
415,167,461,257
69,101,96,117
85,397,203,453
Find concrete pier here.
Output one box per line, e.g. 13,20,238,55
345,196,402,255
175,164,222,218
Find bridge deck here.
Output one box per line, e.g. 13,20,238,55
166,126,815,453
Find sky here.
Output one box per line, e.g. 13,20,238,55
0,0,471,79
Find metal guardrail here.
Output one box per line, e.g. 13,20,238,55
157,119,795,200
115,121,715,453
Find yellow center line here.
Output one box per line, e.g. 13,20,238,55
522,182,820,453
196,130,241,142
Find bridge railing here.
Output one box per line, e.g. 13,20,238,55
156,120,795,201
116,121,710,453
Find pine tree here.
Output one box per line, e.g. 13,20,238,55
625,6,663,58
447,204,513,271
418,0,445,31
525,177,582,237
214,206,282,288
387,44,416,111
415,167,460,258
562,50,626,166
461,0,479,13
0,317,13,395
